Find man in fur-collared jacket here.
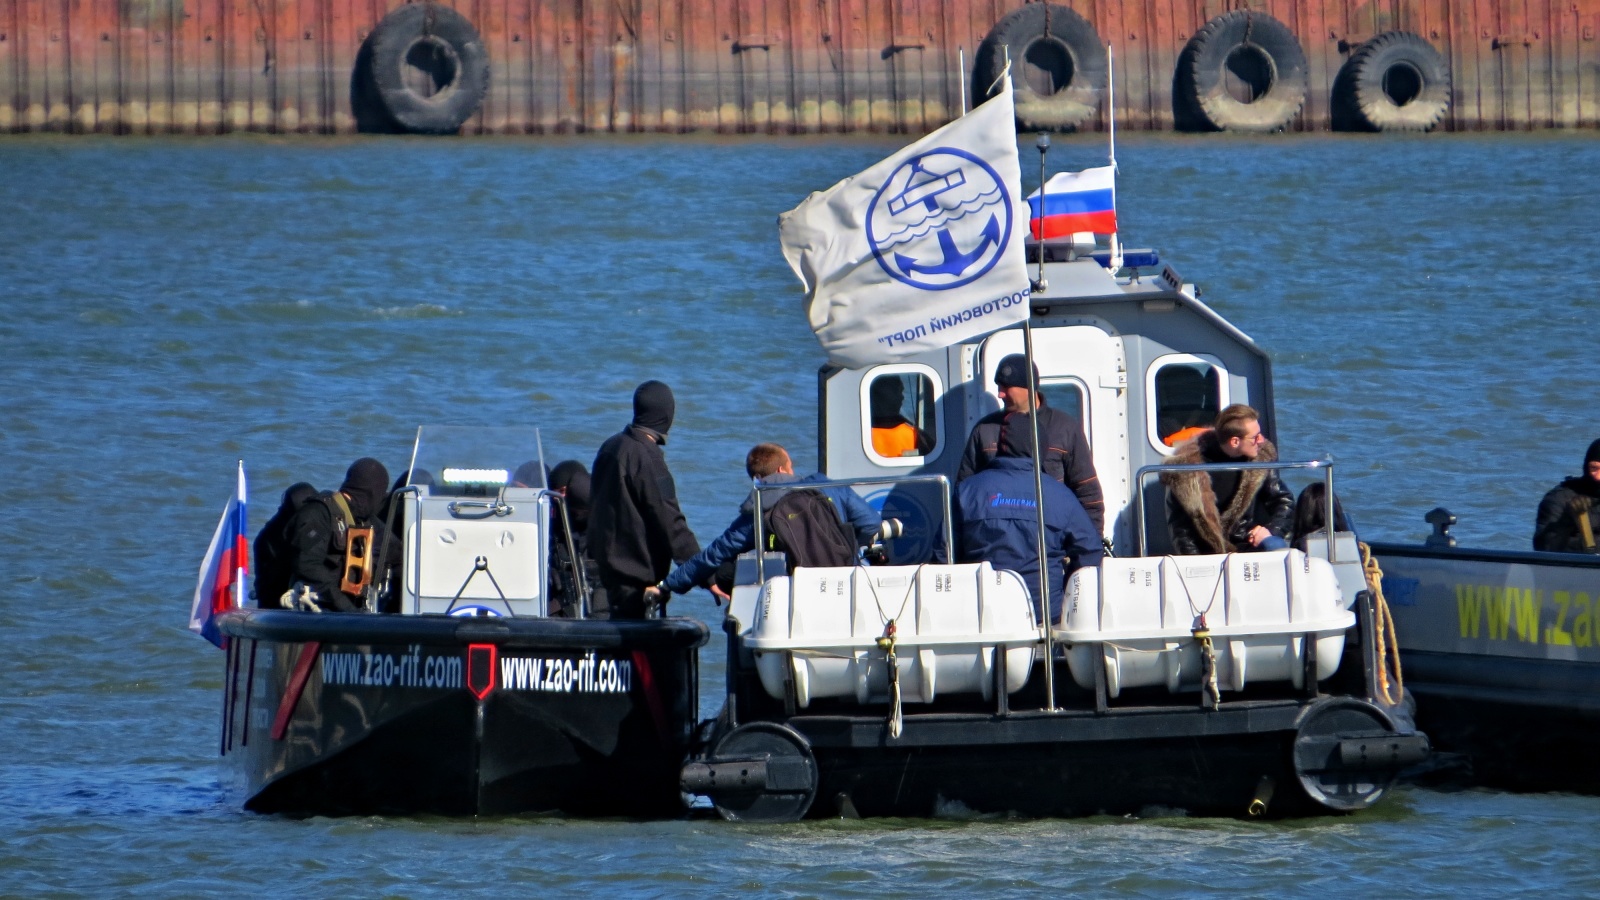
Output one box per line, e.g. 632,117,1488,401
1161,404,1294,555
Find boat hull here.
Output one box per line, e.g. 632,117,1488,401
217,609,708,817
1372,542,1600,792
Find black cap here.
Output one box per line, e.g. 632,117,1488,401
994,354,1038,390
632,380,675,437
1586,439,1600,467
340,457,390,520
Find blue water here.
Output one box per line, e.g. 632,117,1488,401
2,132,1597,894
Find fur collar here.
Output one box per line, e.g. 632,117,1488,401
1161,429,1278,554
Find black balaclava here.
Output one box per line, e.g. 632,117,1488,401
340,457,390,520
632,380,676,440
280,482,317,518
550,460,592,531
1586,439,1600,472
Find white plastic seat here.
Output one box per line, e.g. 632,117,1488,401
1055,549,1355,697
744,563,1039,707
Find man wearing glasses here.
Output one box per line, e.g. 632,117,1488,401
1161,404,1294,555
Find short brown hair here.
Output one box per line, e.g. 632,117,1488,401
1214,404,1260,441
745,443,790,478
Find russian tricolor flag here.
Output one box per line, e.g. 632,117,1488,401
190,461,248,648
1028,166,1117,239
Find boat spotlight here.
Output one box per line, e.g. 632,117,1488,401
441,467,510,487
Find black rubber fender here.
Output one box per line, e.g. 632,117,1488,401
1173,10,1307,133
354,3,490,135
972,3,1107,131
1331,31,1451,132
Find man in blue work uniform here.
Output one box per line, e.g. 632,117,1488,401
947,416,1103,624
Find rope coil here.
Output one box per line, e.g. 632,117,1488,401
1358,542,1405,706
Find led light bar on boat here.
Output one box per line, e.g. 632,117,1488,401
440,467,510,486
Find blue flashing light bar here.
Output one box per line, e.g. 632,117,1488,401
1091,249,1161,270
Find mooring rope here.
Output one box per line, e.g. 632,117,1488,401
1358,541,1405,707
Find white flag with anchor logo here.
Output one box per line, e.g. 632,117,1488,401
779,79,1030,369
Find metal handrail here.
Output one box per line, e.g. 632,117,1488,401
1132,457,1339,562
750,473,955,585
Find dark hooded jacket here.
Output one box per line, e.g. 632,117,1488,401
956,407,1104,534
1162,430,1294,555
588,383,700,588
288,457,390,612
1534,476,1600,553
253,482,316,608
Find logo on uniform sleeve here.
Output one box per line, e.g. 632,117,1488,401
866,149,1014,292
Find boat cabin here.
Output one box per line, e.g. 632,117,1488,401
818,245,1274,558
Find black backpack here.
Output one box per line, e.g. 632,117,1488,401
763,489,859,573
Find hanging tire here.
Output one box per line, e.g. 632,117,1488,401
356,3,489,135
1331,31,1451,132
972,3,1107,131
1173,10,1307,133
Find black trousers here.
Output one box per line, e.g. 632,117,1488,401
597,577,659,619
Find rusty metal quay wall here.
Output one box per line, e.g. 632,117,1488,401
4,0,1600,134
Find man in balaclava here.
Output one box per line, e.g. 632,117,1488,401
1534,439,1600,553
546,459,606,617
287,457,390,612
588,381,700,618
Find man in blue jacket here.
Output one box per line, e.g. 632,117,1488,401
645,443,882,607
948,416,1103,624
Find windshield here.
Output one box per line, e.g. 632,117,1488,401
406,425,547,495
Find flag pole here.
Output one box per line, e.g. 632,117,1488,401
1106,43,1122,270
1029,135,1057,713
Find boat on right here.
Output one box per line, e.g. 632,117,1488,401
1371,513,1600,793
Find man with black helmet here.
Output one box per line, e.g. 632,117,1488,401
286,457,391,612
1534,439,1600,553
956,353,1104,535
589,381,701,618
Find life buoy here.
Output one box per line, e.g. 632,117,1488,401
354,3,490,135
972,4,1107,131
1173,11,1307,133
1331,31,1451,132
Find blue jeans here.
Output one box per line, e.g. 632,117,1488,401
1258,535,1289,551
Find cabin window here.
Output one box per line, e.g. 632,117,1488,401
862,366,941,466
1146,354,1228,453
1039,379,1089,445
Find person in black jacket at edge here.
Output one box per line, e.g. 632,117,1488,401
1533,438,1600,553
546,459,606,616
253,481,317,608
956,353,1104,536
1161,404,1294,554
588,381,700,619
286,457,392,612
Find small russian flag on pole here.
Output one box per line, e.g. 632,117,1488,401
190,461,248,649
1027,166,1117,239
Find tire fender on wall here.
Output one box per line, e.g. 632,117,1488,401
352,3,490,135
1331,31,1451,132
972,3,1107,131
1173,10,1307,133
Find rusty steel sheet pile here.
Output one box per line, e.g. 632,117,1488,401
1,0,1597,134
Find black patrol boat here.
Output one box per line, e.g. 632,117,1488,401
215,426,708,816
680,240,1429,822
1371,514,1600,793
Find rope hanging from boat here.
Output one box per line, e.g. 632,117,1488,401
1358,542,1405,706
862,568,920,739
1169,556,1227,709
